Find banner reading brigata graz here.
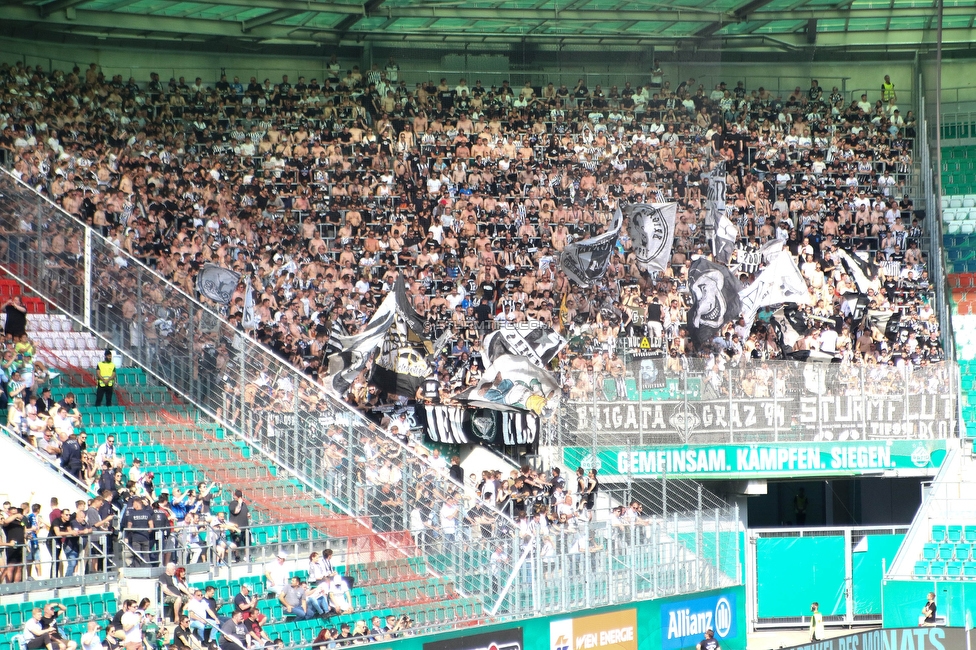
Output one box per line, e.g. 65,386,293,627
562,392,956,443
563,440,947,480
557,360,957,444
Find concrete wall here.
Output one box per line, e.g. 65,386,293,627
0,430,89,511
0,35,929,104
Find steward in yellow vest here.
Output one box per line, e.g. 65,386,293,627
95,350,117,407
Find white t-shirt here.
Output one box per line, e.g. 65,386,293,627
186,598,210,622
266,561,289,590
82,630,105,650
439,503,458,534
121,611,143,645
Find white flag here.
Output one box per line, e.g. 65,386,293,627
715,215,738,264
242,277,260,330
739,252,813,322
625,202,677,275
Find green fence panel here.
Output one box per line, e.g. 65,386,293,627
757,536,846,618
852,534,904,616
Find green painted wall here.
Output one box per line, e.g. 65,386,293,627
374,587,746,650
884,579,976,628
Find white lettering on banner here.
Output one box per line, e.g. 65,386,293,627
501,412,539,446
426,405,468,444
618,449,731,474
572,393,955,437
574,628,634,650
829,445,891,470
667,609,713,640
614,444,911,476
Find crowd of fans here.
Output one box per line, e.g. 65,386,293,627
0,464,252,582
0,58,941,421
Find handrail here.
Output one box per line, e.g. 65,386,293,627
0,166,506,531
0,421,95,497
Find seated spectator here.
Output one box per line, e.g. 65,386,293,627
278,576,314,620
219,611,248,650
327,575,354,615
184,589,219,643
232,583,257,620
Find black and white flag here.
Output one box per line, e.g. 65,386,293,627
715,215,739,265
688,257,742,349
196,264,240,304
759,238,785,263
559,206,623,287
835,248,881,294
242,277,260,330
482,322,566,370
457,354,559,415
703,161,727,231
738,251,813,322
328,276,426,394
325,318,347,357
625,202,677,275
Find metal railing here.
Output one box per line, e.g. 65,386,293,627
546,357,958,447
0,169,744,625
0,167,509,532
127,513,739,635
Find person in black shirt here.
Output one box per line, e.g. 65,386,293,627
121,498,153,567
2,295,27,337
919,592,937,626
696,629,720,650
1,505,26,583
173,618,195,650
229,489,249,557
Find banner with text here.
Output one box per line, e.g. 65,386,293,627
778,627,965,650
562,440,947,480
560,392,955,445
549,609,637,650
416,404,540,450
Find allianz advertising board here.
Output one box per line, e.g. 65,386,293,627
660,592,737,650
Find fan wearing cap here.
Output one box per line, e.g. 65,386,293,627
265,550,289,597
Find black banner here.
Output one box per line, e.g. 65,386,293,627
423,628,523,650
416,404,539,450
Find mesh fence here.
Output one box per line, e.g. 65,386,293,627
0,169,742,618
548,356,957,447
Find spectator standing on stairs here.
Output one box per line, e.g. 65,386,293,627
228,489,249,557
94,350,116,407
2,295,27,338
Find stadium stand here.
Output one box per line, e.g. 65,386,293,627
0,51,942,649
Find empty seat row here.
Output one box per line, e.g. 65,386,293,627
932,525,976,543
923,542,976,562
915,560,976,578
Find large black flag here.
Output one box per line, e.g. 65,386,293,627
835,248,881,294
559,206,623,286
688,257,741,349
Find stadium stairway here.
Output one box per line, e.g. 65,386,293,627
0,312,481,639
183,559,482,647
23,312,394,542
942,146,976,433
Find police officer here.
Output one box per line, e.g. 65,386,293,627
697,628,720,650
95,350,117,407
